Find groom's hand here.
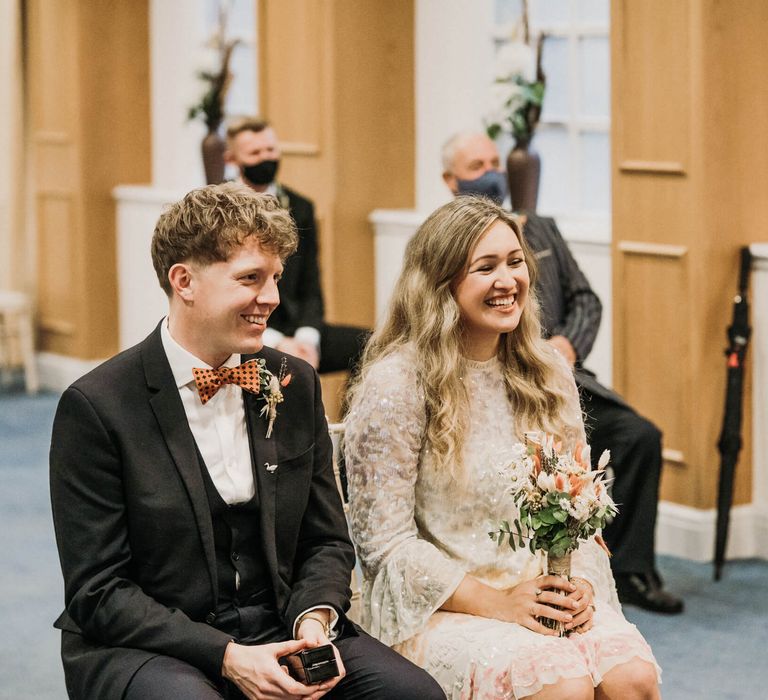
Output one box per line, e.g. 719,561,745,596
222,639,332,699
295,617,346,697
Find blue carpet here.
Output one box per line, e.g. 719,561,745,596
0,391,66,699
624,555,768,700
1,389,767,699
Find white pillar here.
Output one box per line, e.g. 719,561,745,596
150,0,209,189
415,0,495,213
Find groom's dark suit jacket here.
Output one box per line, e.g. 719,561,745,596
49,324,355,699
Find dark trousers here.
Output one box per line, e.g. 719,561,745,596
318,324,370,375
124,621,445,700
582,390,663,575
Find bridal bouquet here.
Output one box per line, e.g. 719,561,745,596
489,432,617,559
489,432,616,635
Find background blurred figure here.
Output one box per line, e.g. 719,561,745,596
225,117,368,375
441,132,683,615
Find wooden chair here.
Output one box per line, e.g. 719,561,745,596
328,421,362,621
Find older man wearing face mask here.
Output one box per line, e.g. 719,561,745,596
441,131,684,615
225,117,369,376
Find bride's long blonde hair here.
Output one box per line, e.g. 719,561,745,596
349,196,578,476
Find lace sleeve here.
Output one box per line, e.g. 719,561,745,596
571,538,621,610
344,351,466,645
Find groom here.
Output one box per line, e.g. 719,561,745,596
49,183,444,699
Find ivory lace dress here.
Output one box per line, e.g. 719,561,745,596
344,348,660,699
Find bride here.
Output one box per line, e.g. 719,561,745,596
344,196,660,699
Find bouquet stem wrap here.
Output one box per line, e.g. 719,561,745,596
540,551,572,637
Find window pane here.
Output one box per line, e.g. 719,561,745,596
495,132,515,162
227,43,257,117
495,0,524,26
578,37,609,118
530,0,570,27
579,131,610,213
577,0,609,25
203,0,219,28
202,0,258,119
540,36,569,121
534,126,572,214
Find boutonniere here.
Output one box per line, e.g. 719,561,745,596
258,356,292,438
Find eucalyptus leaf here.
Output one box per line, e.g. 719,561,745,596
538,510,557,525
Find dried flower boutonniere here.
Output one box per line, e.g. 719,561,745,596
259,357,292,438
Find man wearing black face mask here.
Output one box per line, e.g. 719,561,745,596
442,131,684,616
225,117,369,376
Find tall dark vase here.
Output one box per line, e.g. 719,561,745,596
506,138,541,213
201,124,226,185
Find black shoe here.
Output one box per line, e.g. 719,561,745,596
615,571,684,614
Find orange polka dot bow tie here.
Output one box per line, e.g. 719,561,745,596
192,360,262,405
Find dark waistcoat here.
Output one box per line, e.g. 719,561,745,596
196,448,274,616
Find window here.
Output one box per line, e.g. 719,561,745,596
493,0,610,220
203,0,258,118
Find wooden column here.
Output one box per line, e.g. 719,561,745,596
611,0,767,509
25,0,151,359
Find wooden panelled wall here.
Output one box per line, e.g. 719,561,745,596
25,0,150,359
612,0,768,509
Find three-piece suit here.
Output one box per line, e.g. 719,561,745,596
49,324,442,699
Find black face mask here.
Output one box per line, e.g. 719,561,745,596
242,159,280,186
456,170,508,205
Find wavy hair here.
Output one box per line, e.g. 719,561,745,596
349,196,577,477
151,182,297,296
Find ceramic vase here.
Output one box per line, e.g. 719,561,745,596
506,138,541,212
201,125,226,185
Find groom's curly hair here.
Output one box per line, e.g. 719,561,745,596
151,182,297,296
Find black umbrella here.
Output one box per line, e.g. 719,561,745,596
714,246,753,580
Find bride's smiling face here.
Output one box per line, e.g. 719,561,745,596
453,219,530,360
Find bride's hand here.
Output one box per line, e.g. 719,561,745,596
496,576,580,635
565,576,596,634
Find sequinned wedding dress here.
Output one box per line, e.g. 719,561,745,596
345,347,660,699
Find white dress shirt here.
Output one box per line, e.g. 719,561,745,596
161,320,255,504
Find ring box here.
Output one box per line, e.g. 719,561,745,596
280,643,340,684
